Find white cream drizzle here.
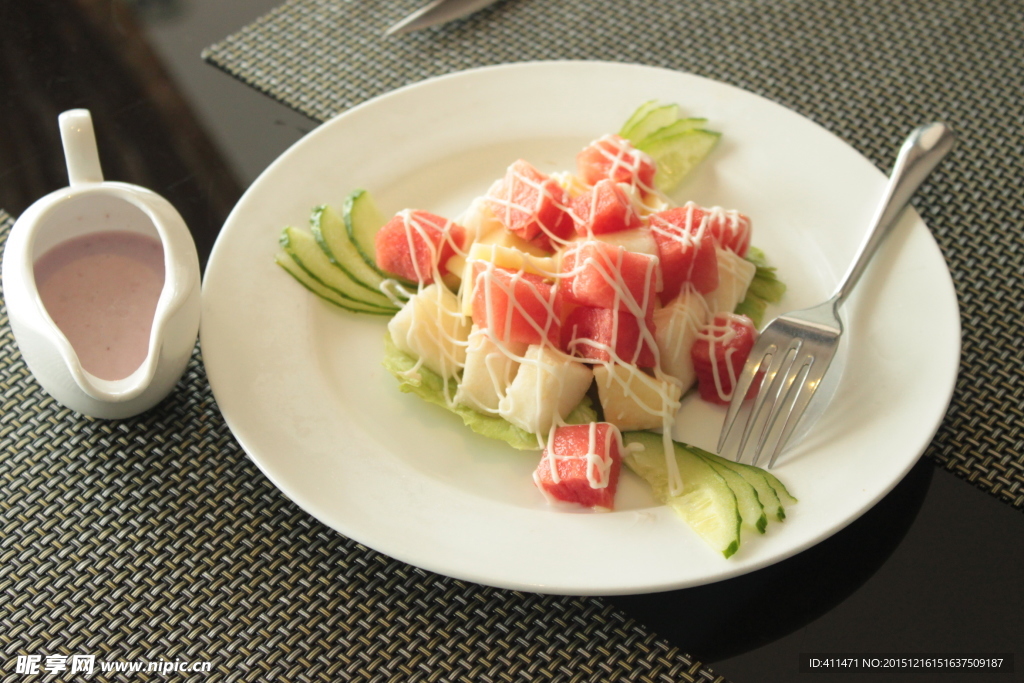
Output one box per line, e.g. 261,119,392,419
389,142,754,501
538,421,624,490
695,313,755,403
485,160,576,250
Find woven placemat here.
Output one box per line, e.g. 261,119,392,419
203,0,1023,509
0,208,724,680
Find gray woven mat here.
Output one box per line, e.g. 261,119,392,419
0,207,724,680
203,0,1024,510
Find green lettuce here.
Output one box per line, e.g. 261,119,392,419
735,247,787,327
382,333,597,451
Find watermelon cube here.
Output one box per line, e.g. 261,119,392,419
576,134,657,194
561,306,656,367
485,159,574,251
558,241,659,319
471,263,560,346
375,210,466,285
649,204,720,302
691,313,758,405
705,206,752,257
533,423,623,510
571,179,644,236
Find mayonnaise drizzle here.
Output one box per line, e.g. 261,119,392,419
539,421,623,489
391,145,753,499
695,313,754,403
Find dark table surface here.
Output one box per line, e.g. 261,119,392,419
1,1,1021,682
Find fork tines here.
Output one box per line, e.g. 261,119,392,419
718,313,840,468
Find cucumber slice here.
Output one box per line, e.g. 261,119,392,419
281,226,398,312
760,468,798,507
620,104,680,145
623,431,741,558
688,447,791,521
344,189,391,278
695,450,768,533
638,117,708,145
638,129,721,192
275,250,393,315
619,100,659,139
311,204,401,300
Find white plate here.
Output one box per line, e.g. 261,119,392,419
201,62,959,595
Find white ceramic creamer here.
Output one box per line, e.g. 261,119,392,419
2,109,201,418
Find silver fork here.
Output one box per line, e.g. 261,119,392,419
718,122,956,468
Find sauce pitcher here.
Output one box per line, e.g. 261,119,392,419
2,109,201,419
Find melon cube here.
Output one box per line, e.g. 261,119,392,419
549,170,591,200
388,283,470,378
576,134,657,195
650,204,720,302
471,264,560,346
561,306,657,367
593,364,683,432
459,243,558,316
703,247,757,316
485,159,574,250
589,227,658,257
498,345,593,435
375,210,466,285
559,240,659,319
653,287,711,390
692,313,758,405
453,327,528,413
459,197,554,256
571,179,644,236
533,423,623,511
705,206,752,256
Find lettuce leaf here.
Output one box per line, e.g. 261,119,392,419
382,332,597,451
735,247,787,327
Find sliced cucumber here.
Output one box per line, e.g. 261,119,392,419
344,189,391,278
619,100,659,139
281,226,398,312
760,468,798,507
639,117,708,145
275,249,393,315
311,204,402,301
638,129,721,192
696,450,768,533
689,447,791,521
623,431,741,558
621,103,680,145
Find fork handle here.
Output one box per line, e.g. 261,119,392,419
831,122,955,307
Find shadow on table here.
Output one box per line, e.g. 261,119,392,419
606,458,934,662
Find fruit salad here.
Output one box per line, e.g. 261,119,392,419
275,102,793,557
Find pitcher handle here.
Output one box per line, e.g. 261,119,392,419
59,109,104,186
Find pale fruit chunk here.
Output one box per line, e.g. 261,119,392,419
549,170,591,199
654,287,711,390
498,345,593,435
447,199,553,289
593,364,683,431
455,196,504,244
387,283,469,379
453,328,528,413
704,247,756,316
589,227,659,256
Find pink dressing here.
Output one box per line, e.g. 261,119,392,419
34,231,165,381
